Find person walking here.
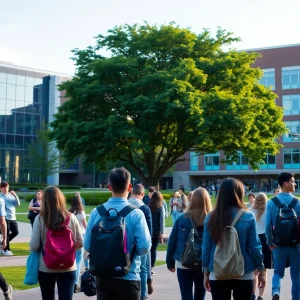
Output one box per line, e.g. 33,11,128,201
265,172,300,300
202,178,266,300
69,194,87,293
84,167,151,300
29,186,83,300
149,191,165,275
28,190,43,228
169,191,185,225
0,181,20,256
129,184,154,300
167,188,212,300
250,192,273,300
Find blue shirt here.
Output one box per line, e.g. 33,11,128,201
0,192,20,220
0,198,6,217
84,197,152,281
265,192,300,246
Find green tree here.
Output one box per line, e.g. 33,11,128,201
50,23,286,187
27,123,59,184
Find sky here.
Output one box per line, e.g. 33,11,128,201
1,0,299,76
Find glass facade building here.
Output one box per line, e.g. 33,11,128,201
0,62,71,184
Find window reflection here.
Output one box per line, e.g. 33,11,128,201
17,75,26,86
25,76,35,87
16,85,25,101
7,84,15,100
7,74,16,85
15,135,24,149
25,86,33,101
6,100,15,111
15,113,25,134
0,73,6,83
0,83,6,98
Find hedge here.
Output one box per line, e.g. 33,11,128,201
14,185,82,191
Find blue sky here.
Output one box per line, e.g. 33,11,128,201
1,0,299,75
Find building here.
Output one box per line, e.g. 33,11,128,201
173,44,300,192
0,61,95,186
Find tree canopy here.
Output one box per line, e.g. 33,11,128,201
50,23,286,186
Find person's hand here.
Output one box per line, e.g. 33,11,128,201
269,244,277,251
1,239,7,250
203,273,211,292
10,191,17,197
159,234,164,243
257,271,266,288
168,268,175,273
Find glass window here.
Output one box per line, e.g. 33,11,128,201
25,76,35,87
7,74,16,85
15,101,25,112
283,95,300,115
15,113,25,135
5,112,15,134
0,73,6,83
282,67,300,89
0,134,5,148
260,69,275,90
283,121,300,142
6,84,15,100
0,83,6,98
0,115,5,133
34,77,43,85
205,153,220,170
16,85,25,101
15,135,24,149
0,149,5,166
24,136,35,148
5,100,15,111
17,75,26,86
5,135,14,148
190,152,198,171
226,152,248,169
25,86,33,102
284,148,300,168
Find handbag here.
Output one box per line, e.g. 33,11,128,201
24,251,40,285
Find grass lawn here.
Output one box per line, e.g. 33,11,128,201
157,243,168,251
8,243,31,256
154,260,166,266
0,266,39,290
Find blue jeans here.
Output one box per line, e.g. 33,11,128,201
38,270,76,300
272,246,300,299
177,268,206,300
75,247,84,285
140,254,150,299
172,211,183,225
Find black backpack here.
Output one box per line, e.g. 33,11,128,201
81,270,96,297
272,197,299,247
181,218,203,270
89,204,136,278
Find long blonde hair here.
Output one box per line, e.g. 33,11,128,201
253,192,267,220
185,188,213,227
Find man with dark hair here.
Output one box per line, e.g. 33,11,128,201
129,184,153,300
0,181,20,256
84,168,151,300
142,187,156,206
265,172,300,300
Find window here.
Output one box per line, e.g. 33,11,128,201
259,69,275,90
204,153,220,170
260,153,276,169
0,83,6,98
226,152,249,170
190,152,198,171
284,148,300,168
0,73,6,83
282,67,300,89
283,121,300,142
283,94,300,115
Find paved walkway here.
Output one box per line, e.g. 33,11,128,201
0,222,293,299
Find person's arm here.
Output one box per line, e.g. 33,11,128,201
166,218,179,271
72,216,83,250
10,191,20,207
30,216,42,251
163,200,169,218
202,215,212,291
28,199,41,211
134,210,151,257
181,195,187,210
145,207,152,237
0,216,7,250
84,208,98,252
81,211,87,229
160,206,165,237
265,200,274,248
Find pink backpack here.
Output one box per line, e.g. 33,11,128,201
43,215,76,269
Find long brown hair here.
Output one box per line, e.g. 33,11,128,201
40,186,69,231
69,195,84,215
208,178,246,244
149,191,163,212
185,188,212,227
253,192,267,220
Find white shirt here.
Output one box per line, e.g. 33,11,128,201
250,208,266,234
75,211,86,234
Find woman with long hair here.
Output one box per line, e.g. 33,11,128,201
28,190,43,227
29,186,83,300
202,178,265,300
149,191,165,274
69,194,87,293
251,192,272,300
167,188,212,300
170,191,185,225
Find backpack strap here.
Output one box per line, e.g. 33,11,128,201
190,217,197,229
271,197,283,208
96,205,107,217
289,197,299,209
119,205,136,218
231,209,244,227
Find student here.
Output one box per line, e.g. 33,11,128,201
148,191,165,275
129,184,154,300
29,186,83,300
167,188,212,300
74,192,85,206
0,196,12,299
28,190,43,228
251,192,272,300
84,167,151,300
169,191,185,225
274,187,281,195
69,194,87,293
202,178,265,300
247,193,255,208
265,172,300,300
0,181,20,256
142,187,156,206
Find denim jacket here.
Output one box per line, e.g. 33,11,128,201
166,213,203,269
202,207,264,273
